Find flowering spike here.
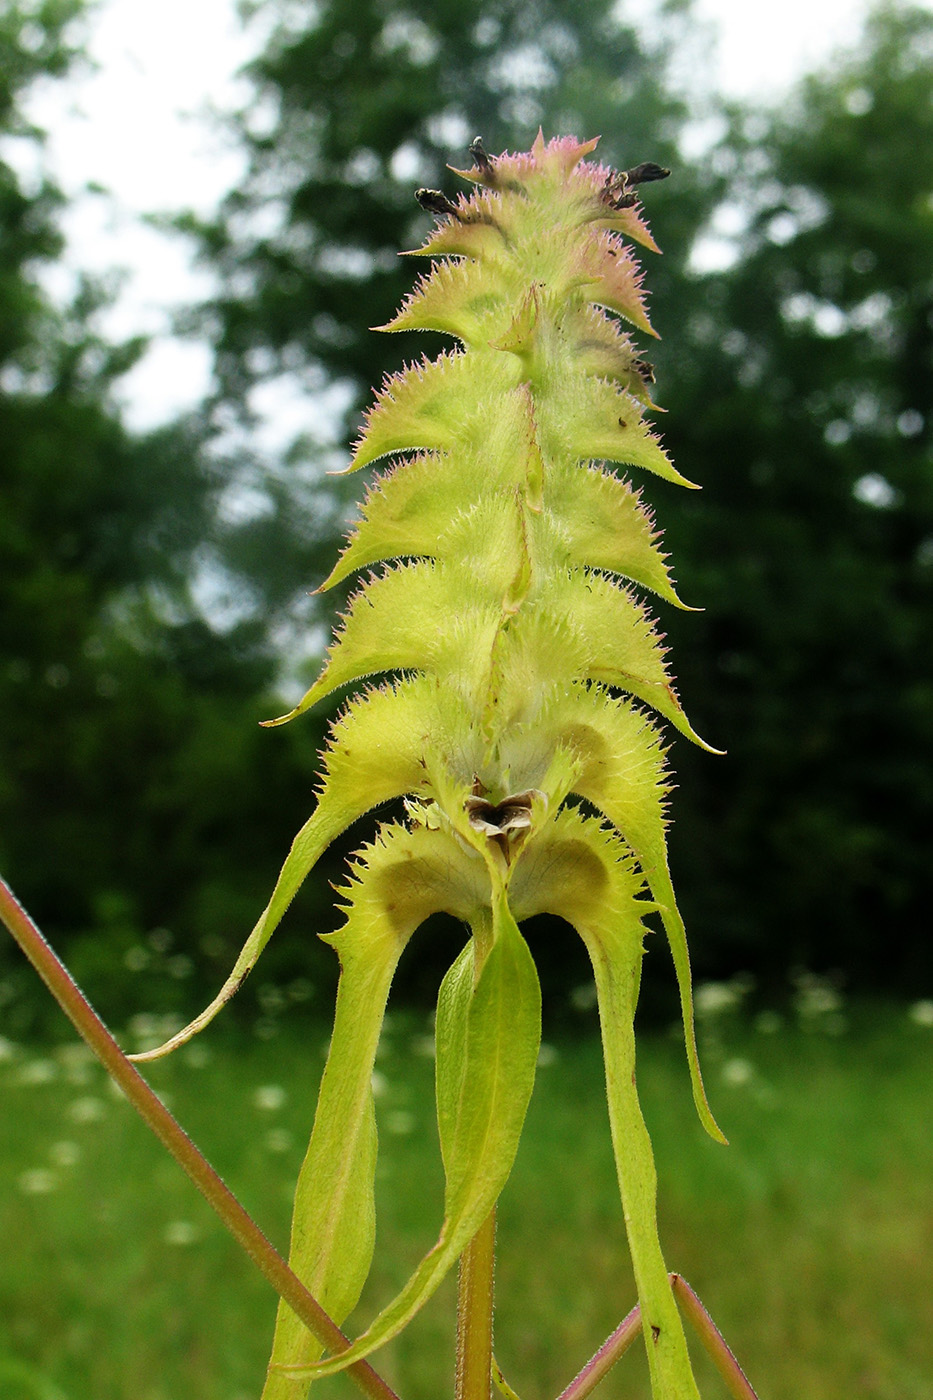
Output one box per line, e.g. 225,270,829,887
151,136,724,1400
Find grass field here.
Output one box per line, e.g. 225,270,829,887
1,995,932,1400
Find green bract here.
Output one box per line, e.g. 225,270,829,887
138,133,723,1400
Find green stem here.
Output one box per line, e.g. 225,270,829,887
455,1206,496,1400
0,876,400,1400
671,1275,760,1400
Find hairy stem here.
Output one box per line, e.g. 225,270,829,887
0,876,399,1400
671,1275,760,1400
455,1206,497,1400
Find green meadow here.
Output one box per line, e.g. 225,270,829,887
1,998,932,1400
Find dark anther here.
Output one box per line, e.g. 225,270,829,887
469,136,494,173
600,170,637,211
632,357,656,384
624,162,671,186
464,788,543,861
600,161,670,211
415,188,461,218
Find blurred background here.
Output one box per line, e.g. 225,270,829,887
1,0,932,1396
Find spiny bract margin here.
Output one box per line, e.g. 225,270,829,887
135,133,723,1400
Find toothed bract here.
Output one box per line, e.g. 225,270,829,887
140,133,722,1400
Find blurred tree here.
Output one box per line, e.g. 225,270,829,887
180,0,718,485
0,1,335,1031
663,3,933,992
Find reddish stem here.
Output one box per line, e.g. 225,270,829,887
0,876,399,1400
671,1274,760,1400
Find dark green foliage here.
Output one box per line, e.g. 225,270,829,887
0,2,337,1027
661,4,933,990
189,0,709,419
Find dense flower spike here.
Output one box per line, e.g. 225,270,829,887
134,133,722,1400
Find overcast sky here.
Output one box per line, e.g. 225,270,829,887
16,0,917,435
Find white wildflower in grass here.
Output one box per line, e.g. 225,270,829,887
123,945,150,972
68,1095,106,1124
721,1058,754,1088
57,1042,94,1085
792,972,843,1022
253,1084,287,1112
909,999,933,1028
570,982,598,1012
18,1058,58,1086
167,954,194,980
695,981,742,1018
370,1070,389,1098
0,1035,17,1062
537,1043,559,1068
18,1168,58,1195
265,1128,294,1153
384,1110,415,1136
258,983,287,1014
410,1034,436,1059
182,1044,212,1068
164,1220,199,1246
49,1141,81,1168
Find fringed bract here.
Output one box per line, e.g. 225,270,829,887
134,133,722,1400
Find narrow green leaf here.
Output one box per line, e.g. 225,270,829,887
509,809,702,1400
584,928,702,1400
434,938,476,1174
129,802,346,1061
262,822,489,1398
547,688,725,1143
132,679,461,1062
260,938,388,1400
283,891,541,1382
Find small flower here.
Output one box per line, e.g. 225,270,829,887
164,1220,198,1246
384,1110,415,1136
50,1140,81,1168
68,1095,106,1124
695,982,741,1018
570,983,597,1012
721,1057,754,1088
909,999,933,1027
57,1043,95,1085
19,1168,58,1195
537,1043,558,1068
265,1128,293,1153
254,1084,287,1112
18,1058,57,1086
